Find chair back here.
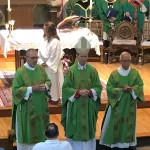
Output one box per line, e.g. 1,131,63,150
114,21,135,40
85,20,103,40
143,21,150,41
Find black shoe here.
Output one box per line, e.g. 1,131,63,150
103,40,110,48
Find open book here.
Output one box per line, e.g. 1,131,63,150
57,15,92,29
106,7,119,18
57,15,80,29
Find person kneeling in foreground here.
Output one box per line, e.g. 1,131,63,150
32,123,73,150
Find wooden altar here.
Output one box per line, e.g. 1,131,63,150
0,28,101,70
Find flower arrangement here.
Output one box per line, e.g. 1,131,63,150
61,57,71,74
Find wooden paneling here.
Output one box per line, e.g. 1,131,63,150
11,5,34,29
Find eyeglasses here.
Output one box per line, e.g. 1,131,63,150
27,56,39,60
121,60,131,63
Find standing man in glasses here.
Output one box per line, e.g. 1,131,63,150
12,49,51,150
99,51,144,150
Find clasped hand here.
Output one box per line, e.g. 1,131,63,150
42,63,47,67
122,85,133,92
109,17,116,23
79,89,90,96
32,84,46,92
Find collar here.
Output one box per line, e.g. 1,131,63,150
24,62,35,71
105,0,116,3
78,62,86,70
45,139,59,143
82,0,88,2
117,66,131,76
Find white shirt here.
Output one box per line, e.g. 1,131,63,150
32,139,73,150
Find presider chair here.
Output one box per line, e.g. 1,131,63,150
108,21,142,64
140,21,150,65
85,20,104,63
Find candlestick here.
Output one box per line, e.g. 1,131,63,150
89,0,92,10
5,23,9,30
89,0,93,30
7,0,10,10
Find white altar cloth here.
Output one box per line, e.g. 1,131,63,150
0,28,100,58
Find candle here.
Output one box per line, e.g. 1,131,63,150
89,0,92,10
7,0,10,10
5,23,9,30
10,20,15,26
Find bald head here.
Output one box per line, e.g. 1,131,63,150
120,52,131,61
120,52,131,70
26,49,37,57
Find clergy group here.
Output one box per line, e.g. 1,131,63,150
11,20,144,150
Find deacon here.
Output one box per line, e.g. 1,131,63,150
99,52,144,149
95,0,123,47
61,37,102,150
12,49,51,150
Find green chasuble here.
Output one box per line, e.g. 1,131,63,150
74,0,98,27
102,68,144,144
12,64,51,144
123,0,149,31
61,63,102,141
65,0,79,16
95,0,123,32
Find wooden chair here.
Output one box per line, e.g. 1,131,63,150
85,20,104,63
0,130,15,150
140,21,150,65
108,21,142,63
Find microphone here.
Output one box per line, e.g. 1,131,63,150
44,84,52,99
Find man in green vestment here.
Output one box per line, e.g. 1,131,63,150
123,0,149,31
61,37,102,150
12,49,51,150
95,0,123,47
73,0,98,27
57,0,79,20
99,52,144,150
66,0,79,17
